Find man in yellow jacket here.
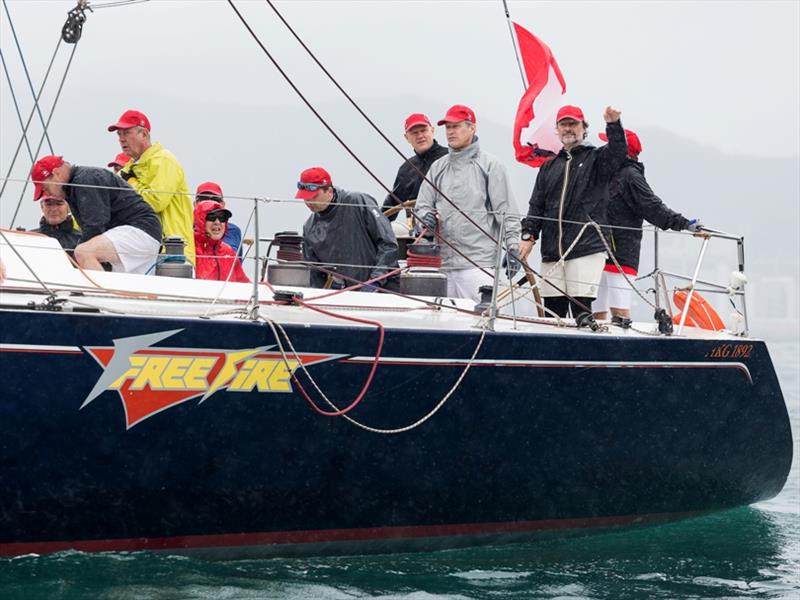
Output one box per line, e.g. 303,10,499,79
108,109,196,265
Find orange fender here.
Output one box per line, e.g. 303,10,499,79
672,290,725,331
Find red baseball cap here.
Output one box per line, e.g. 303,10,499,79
31,155,64,200
107,109,151,132
556,105,585,123
404,113,432,132
437,104,476,126
196,181,224,199
108,152,131,168
599,129,642,157
295,167,332,200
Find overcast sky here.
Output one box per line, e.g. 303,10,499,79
1,0,798,231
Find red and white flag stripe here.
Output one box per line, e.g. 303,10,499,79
512,22,567,169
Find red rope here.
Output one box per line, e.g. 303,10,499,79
405,249,442,269
287,298,385,416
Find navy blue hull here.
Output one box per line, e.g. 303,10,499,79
0,309,792,557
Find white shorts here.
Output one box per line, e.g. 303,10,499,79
446,267,495,303
539,252,607,298
592,270,633,313
104,225,161,274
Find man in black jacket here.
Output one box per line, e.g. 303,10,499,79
592,129,699,323
32,196,81,252
31,155,162,274
519,105,627,319
382,113,448,231
297,167,399,291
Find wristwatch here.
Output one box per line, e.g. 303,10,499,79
521,231,533,242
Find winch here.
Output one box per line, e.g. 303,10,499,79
400,240,447,297
155,236,193,278
264,231,311,287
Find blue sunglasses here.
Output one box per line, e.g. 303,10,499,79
297,182,325,192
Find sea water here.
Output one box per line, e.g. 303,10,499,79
1,342,798,600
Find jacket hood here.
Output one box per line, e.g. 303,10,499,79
194,200,229,239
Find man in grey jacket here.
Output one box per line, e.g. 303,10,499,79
297,167,399,291
416,104,521,301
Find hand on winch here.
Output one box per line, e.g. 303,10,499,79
420,212,438,239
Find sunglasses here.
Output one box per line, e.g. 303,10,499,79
206,214,229,223
297,182,325,192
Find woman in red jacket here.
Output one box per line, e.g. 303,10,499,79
193,200,250,283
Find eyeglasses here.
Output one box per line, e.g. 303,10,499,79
297,182,325,192
206,214,229,223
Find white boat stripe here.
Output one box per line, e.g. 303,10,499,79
0,343,83,353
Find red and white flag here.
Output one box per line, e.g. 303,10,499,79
512,23,567,168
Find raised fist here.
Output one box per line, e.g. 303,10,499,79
603,106,622,123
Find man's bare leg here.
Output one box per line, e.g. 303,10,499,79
74,235,121,271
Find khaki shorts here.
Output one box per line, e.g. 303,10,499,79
539,252,607,298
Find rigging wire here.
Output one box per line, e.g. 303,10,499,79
1,0,55,154
9,42,80,228
258,0,587,307
264,0,504,257
0,48,36,162
0,37,62,203
228,0,512,286
0,229,57,298
226,1,394,206
89,0,151,9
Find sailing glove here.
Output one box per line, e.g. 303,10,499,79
420,212,437,235
687,219,702,233
502,245,521,280
119,170,135,182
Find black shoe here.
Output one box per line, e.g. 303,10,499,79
611,315,632,329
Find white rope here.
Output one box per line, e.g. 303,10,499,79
259,314,487,434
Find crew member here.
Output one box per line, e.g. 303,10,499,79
416,104,521,301
108,109,195,264
382,113,448,232
195,181,243,258
107,153,130,174
193,200,250,283
519,105,628,321
592,129,700,323
296,167,399,291
32,195,81,251
31,155,162,273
